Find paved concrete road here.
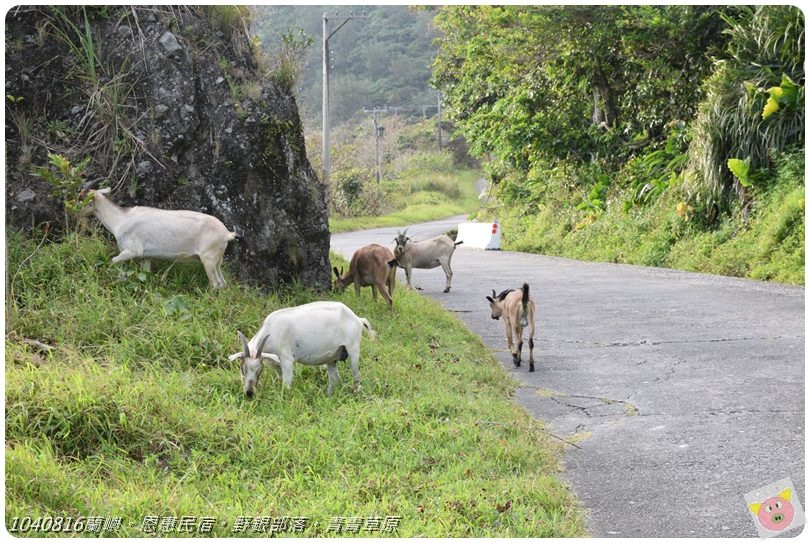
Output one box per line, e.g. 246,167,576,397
331,216,805,537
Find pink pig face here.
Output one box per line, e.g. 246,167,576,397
755,494,795,531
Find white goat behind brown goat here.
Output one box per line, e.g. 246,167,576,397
486,282,536,371
333,243,398,308
79,188,237,288
393,228,462,293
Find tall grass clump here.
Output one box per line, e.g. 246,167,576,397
264,29,313,93
33,6,154,197
5,230,585,537
683,5,804,214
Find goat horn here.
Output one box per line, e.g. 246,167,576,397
491,289,496,298
80,178,101,191
238,331,250,358
256,334,270,357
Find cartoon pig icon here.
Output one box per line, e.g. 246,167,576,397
749,488,795,532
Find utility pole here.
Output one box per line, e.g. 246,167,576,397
373,115,385,183
322,14,329,185
322,12,367,187
364,107,387,183
437,90,443,151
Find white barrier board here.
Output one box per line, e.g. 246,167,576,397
456,221,501,250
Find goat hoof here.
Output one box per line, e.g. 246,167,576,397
443,287,450,293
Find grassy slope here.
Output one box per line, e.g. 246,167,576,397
5,230,585,537
489,157,804,285
329,170,482,233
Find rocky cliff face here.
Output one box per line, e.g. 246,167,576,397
5,6,331,289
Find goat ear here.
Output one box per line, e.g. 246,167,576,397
333,266,340,278
228,352,244,362
261,353,280,367
98,187,112,194
486,296,494,303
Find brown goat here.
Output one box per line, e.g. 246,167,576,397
334,244,398,308
486,282,537,371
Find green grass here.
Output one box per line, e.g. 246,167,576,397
329,170,482,233
5,229,586,537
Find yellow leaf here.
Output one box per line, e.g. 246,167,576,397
762,97,780,119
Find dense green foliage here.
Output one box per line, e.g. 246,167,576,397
5,231,585,537
432,5,804,283
683,6,805,211
432,6,728,175
254,5,438,125
487,146,803,285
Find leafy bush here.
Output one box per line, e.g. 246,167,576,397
621,123,690,208
31,153,94,230
493,144,804,285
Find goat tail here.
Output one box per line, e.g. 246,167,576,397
520,283,530,328
227,230,239,240
360,318,378,340
454,240,464,246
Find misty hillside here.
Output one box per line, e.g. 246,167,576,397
253,5,438,127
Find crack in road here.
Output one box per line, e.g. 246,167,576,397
654,358,686,383
524,386,640,420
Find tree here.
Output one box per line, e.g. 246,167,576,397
431,6,730,188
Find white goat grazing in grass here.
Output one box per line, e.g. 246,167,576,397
229,301,376,397
79,188,237,288
486,282,537,371
393,228,463,293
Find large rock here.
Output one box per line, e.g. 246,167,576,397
5,6,331,289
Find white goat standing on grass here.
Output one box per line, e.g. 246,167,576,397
393,228,463,293
79,188,237,288
486,282,537,371
229,301,376,398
